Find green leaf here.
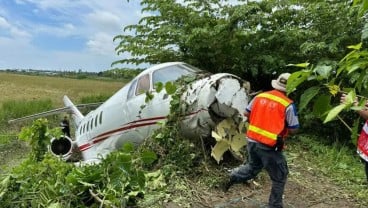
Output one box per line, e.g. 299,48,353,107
323,104,346,123
286,62,310,68
119,153,132,172
299,86,320,112
314,65,332,79
155,82,164,93
122,142,135,153
347,43,362,50
345,60,368,75
344,90,356,106
140,150,157,165
145,91,154,103
132,170,146,189
286,70,312,94
165,82,177,95
313,94,332,118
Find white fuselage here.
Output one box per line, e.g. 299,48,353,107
70,62,248,163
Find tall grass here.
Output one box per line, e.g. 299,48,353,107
0,72,123,106
0,99,53,124
0,99,54,147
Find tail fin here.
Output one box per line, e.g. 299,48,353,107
63,95,84,126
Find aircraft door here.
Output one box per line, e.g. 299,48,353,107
124,74,152,142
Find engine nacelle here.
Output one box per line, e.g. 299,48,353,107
49,136,74,161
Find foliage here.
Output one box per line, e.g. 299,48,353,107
18,119,58,162
141,74,202,175
0,119,162,208
280,0,368,144
100,68,143,80
287,42,368,144
354,0,368,17
115,0,362,90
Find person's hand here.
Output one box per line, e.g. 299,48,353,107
274,136,284,152
340,93,347,104
340,93,358,106
340,93,354,105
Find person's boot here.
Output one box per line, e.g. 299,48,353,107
221,178,235,192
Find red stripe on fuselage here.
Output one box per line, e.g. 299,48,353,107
78,109,207,152
78,117,165,151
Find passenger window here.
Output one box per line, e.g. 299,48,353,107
135,74,150,95
99,111,103,124
90,119,94,129
95,114,98,127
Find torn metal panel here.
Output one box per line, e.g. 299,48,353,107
180,73,249,163
211,118,247,164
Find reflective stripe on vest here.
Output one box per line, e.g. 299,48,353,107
246,90,292,147
248,125,278,141
256,92,291,107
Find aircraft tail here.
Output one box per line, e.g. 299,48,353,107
63,95,84,126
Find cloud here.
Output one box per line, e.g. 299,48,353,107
87,32,116,55
19,0,82,12
0,0,143,72
85,11,121,33
0,16,10,28
0,15,31,39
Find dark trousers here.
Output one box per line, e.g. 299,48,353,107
230,141,289,208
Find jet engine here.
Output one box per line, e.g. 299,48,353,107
49,136,75,161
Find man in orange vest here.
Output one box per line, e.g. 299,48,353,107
223,73,300,208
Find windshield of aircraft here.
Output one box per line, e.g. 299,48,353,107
152,64,201,85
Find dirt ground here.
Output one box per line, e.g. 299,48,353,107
160,151,368,208
164,163,365,208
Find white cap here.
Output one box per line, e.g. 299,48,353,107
271,73,291,92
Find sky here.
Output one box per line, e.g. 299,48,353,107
0,0,143,72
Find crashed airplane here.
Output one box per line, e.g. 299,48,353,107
9,62,250,164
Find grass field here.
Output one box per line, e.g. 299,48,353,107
0,72,126,173
0,72,124,106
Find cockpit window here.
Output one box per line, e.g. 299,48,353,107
136,74,150,95
152,64,199,86
127,79,137,99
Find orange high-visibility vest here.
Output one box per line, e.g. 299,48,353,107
246,90,293,147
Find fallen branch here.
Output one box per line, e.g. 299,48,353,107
89,189,118,208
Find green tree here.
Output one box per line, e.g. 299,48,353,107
114,0,362,90
285,0,368,144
